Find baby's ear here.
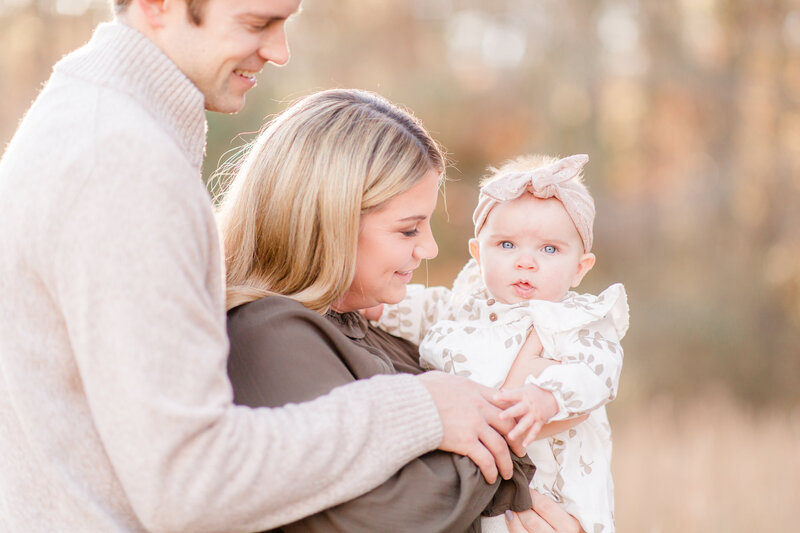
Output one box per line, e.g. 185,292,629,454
468,238,481,267
571,252,596,287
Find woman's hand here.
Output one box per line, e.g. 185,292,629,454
505,490,585,533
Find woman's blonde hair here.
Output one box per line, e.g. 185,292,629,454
216,89,445,313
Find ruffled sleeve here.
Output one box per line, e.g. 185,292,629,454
525,284,629,420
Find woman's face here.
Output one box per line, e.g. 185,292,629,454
333,169,440,312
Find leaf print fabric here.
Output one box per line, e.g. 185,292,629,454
374,259,628,533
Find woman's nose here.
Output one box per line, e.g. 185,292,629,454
415,226,439,260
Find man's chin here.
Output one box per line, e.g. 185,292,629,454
204,95,246,114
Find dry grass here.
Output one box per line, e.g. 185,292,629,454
611,392,800,532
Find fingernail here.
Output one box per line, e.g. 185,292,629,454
505,510,514,522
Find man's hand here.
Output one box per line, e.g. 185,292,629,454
505,489,585,533
417,371,526,484
493,384,559,447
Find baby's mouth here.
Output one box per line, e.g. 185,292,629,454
512,280,535,297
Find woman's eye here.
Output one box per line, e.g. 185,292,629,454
500,241,514,249
402,228,419,237
542,245,557,254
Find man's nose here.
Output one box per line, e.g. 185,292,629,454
260,24,290,66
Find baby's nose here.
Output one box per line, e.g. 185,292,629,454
516,254,537,270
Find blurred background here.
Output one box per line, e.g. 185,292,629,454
2,0,799,530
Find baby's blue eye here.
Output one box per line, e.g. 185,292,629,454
500,241,514,249
542,245,557,254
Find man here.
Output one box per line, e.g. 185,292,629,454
0,1,524,531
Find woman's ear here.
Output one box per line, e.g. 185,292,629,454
468,238,481,269
571,252,596,287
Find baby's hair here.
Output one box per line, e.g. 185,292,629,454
481,154,591,200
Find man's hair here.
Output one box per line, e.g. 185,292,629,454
216,89,446,313
113,0,208,25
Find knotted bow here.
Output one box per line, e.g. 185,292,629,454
472,154,595,252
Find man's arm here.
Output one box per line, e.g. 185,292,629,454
53,159,444,533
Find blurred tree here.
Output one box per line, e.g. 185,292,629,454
2,0,798,407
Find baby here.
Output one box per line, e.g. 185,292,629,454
376,154,629,533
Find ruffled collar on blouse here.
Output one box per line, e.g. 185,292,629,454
325,309,368,339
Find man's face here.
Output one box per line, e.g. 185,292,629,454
157,0,302,113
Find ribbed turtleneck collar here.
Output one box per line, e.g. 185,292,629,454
54,21,207,169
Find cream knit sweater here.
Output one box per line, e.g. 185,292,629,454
0,22,442,533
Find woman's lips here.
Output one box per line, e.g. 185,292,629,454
395,270,413,283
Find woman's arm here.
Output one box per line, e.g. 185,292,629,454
227,297,533,532
282,452,533,533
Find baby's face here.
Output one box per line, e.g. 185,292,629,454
470,195,595,304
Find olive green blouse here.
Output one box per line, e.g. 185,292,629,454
227,295,534,533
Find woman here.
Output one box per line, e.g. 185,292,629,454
217,89,583,532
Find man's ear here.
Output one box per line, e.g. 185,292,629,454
468,238,481,269
134,0,170,28
571,252,596,287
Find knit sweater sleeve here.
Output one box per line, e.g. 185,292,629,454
50,136,442,532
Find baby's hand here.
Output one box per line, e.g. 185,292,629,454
494,384,559,447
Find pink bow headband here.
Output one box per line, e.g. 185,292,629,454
472,154,595,252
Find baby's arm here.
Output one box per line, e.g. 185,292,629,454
373,285,454,345
501,327,555,389
529,314,624,420
494,329,560,446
